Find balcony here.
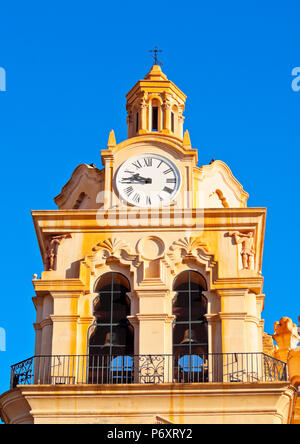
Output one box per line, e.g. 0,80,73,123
10,353,287,389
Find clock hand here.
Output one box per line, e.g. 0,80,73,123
120,178,135,184
133,174,152,184
121,174,152,184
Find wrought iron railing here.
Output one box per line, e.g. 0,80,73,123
10,353,288,389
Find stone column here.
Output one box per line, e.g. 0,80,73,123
162,101,171,134
40,318,53,356
178,109,185,139
139,99,148,134
126,111,133,138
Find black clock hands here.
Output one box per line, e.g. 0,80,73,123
134,174,152,184
121,173,152,184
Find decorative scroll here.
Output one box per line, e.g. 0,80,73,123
263,354,287,382
91,237,141,269
164,236,216,276
11,357,34,388
138,355,166,383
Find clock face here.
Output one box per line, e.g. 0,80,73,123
116,154,181,207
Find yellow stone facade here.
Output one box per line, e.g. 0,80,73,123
0,65,299,424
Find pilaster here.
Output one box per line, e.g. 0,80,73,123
216,288,249,353
128,313,175,356
49,290,81,355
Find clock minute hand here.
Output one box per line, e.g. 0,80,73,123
120,174,152,184
120,174,139,184
133,174,152,184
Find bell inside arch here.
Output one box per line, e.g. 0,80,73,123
180,329,196,344
103,331,118,347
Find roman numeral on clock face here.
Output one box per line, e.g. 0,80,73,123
133,193,140,203
166,178,176,183
144,158,152,167
163,186,173,194
132,160,142,169
124,186,134,196
163,168,173,175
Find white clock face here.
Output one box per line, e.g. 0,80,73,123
116,154,181,207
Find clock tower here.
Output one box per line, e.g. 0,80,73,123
0,64,297,425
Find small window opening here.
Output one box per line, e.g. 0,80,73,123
136,112,139,133
152,107,158,131
171,112,175,133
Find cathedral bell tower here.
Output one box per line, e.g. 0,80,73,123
126,65,186,139
0,61,296,425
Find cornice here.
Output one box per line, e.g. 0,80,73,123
204,313,220,323
50,315,80,323
218,312,248,321
245,315,261,327
213,276,264,294
33,317,53,330
126,80,187,104
40,317,53,328
31,208,266,287
215,288,248,298
33,279,86,295
256,294,265,308
128,314,175,323
100,134,198,163
31,208,266,233
131,288,173,297
77,317,94,325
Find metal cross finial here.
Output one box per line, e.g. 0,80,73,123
149,46,163,66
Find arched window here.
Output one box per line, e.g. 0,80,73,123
171,111,175,133
150,98,162,132
171,105,178,134
136,111,139,133
152,106,158,131
89,273,134,356
173,271,208,356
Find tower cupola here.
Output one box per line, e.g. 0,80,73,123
126,65,187,139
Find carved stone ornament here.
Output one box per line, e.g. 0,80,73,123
82,236,217,290
45,234,72,271
228,231,255,270
164,236,216,276
273,317,300,363
91,238,141,269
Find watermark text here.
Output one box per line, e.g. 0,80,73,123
0,327,6,351
291,67,300,92
0,67,6,92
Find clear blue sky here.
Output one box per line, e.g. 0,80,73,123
0,0,299,396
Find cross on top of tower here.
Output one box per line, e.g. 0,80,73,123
149,46,163,66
